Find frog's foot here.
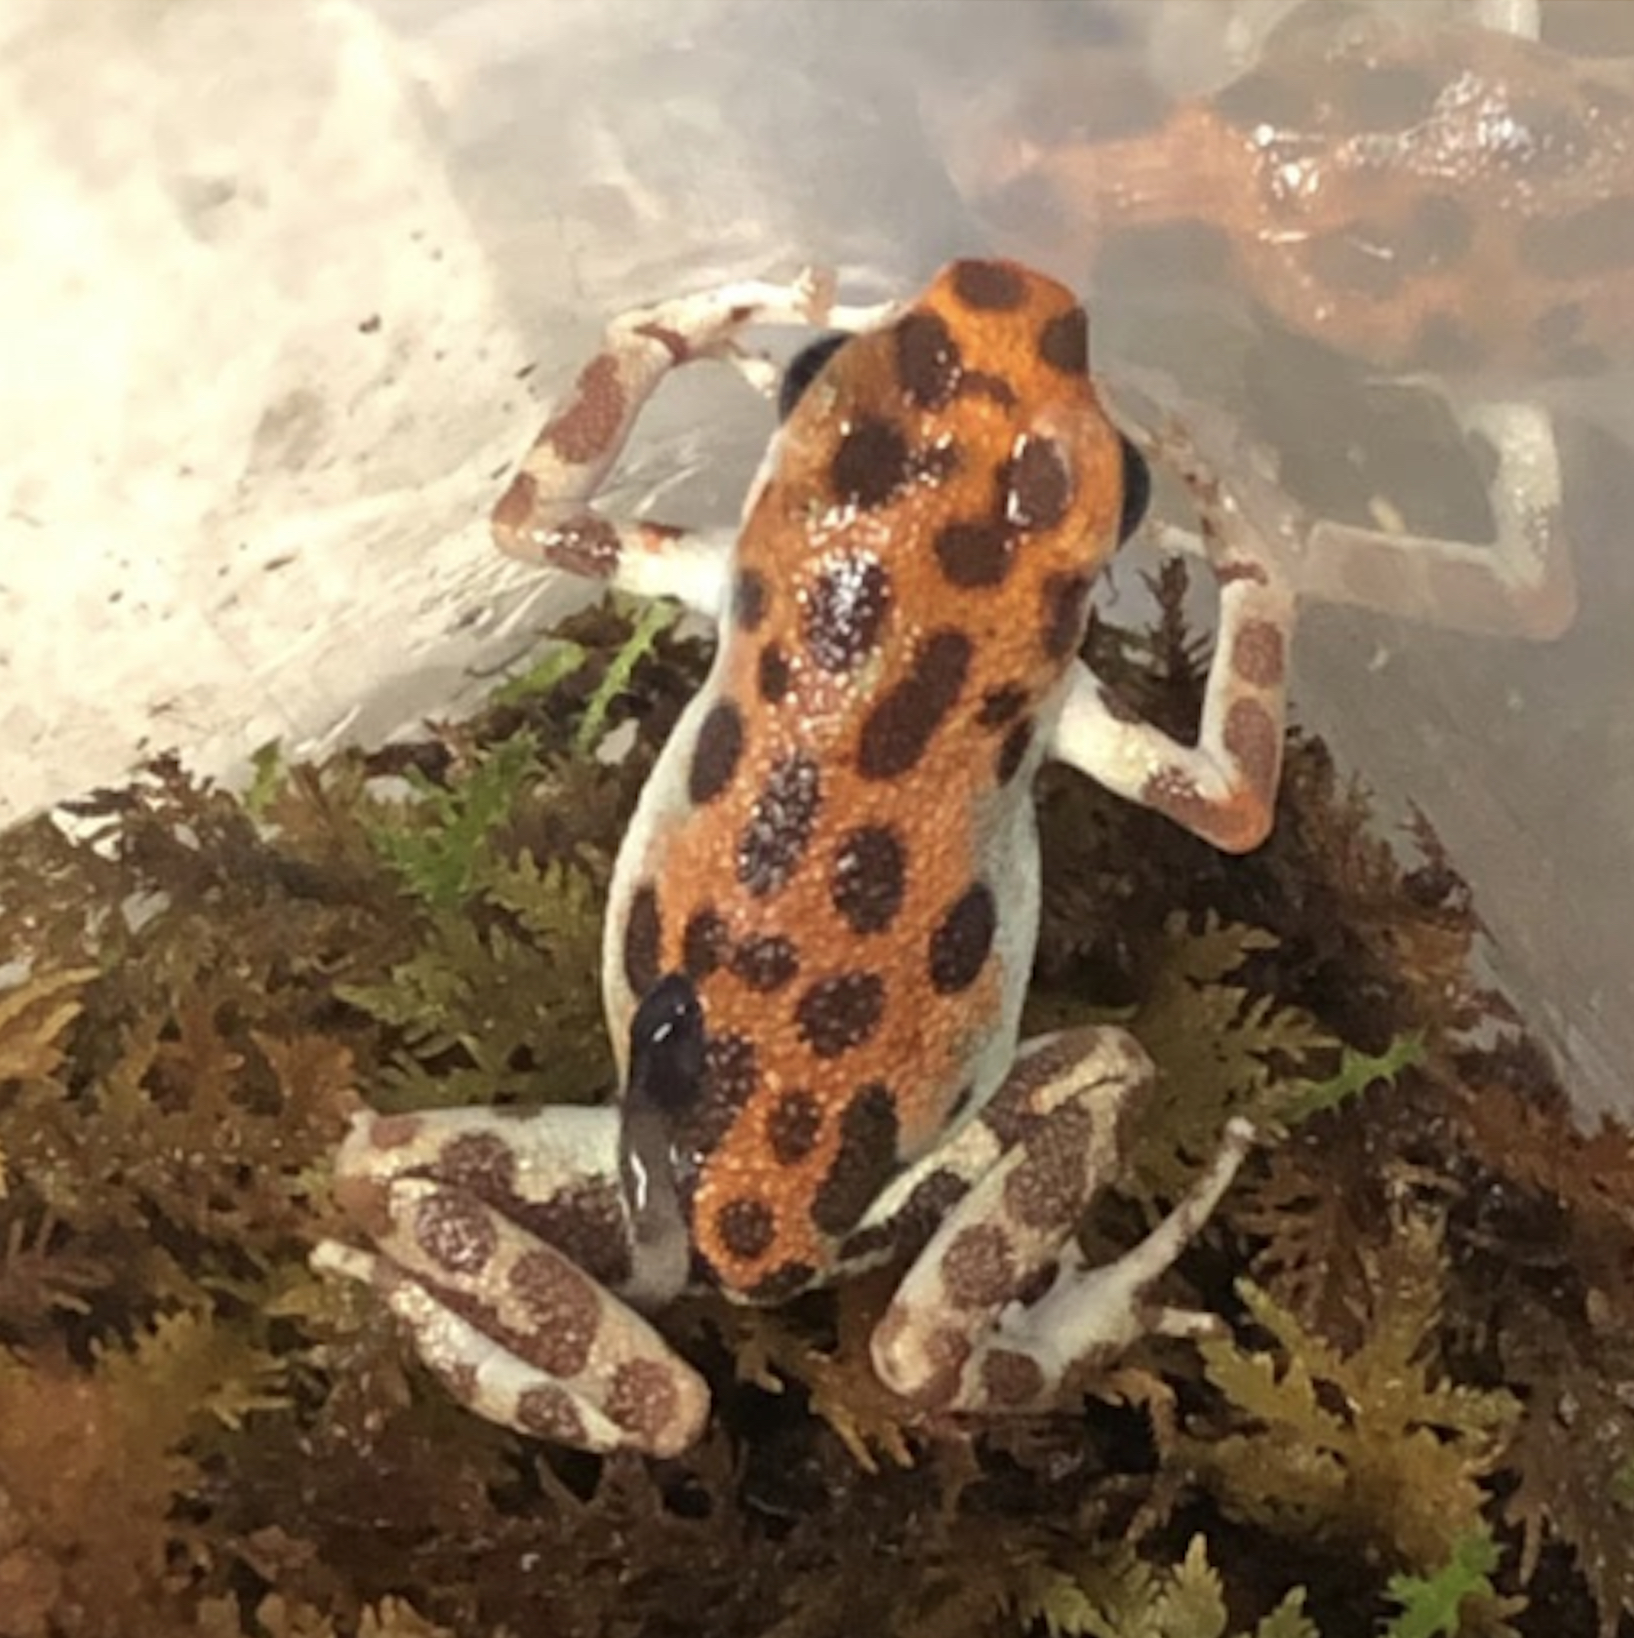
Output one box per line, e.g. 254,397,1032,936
866,1026,1254,1414
312,1106,708,1458
989,1117,1254,1377
491,269,899,615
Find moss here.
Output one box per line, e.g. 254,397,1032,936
0,582,1629,1637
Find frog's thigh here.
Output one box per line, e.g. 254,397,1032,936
869,1026,1251,1414
313,1107,708,1457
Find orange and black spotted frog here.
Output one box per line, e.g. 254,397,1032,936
313,259,1286,1456
956,7,1625,639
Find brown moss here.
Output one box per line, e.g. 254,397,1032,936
0,585,1628,1637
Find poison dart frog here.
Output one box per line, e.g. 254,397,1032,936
312,259,1288,1456
952,8,1606,638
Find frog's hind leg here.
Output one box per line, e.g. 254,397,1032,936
1142,390,1572,642
1297,396,1574,641
863,1026,1253,1415
492,270,898,616
312,1104,708,1457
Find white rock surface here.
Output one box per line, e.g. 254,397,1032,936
0,0,550,819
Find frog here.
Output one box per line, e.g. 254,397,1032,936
947,4,1622,640
311,259,1288,1457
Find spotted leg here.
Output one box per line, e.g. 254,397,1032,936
310,1104,710,1458
1141,386,1573,643
1297,397,1573,640
863,1026,1253,1413
1055,419,1299,853
491,270,899,616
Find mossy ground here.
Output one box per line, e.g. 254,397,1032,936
1,569,1629,1638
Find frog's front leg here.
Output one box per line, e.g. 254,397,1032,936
491,271,898,616
1056,423,1300,854
311,1103,708,1457
860,1027,1253,1413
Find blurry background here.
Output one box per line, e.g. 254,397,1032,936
2,0,1629,1118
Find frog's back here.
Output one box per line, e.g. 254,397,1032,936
609,260,1131,1298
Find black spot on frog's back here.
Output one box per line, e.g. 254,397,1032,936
929,882,997,994
935,519,1012,589
830,825,907,935
856,630,972,781
1002,435,1074,532
895,311,963,408
829,418,914,509
737,754,823,897
1038,306,1088,375
689,701,745,804
715,1196,775,1261
795,972,886,1059
951,259,1027,311
803,555,892,673
729,933,801,993
811,1082,900,1237
623,883,663,994
1040,573,1092,659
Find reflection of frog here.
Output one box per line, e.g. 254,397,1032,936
313,260,1278,1456
958,7,1625,638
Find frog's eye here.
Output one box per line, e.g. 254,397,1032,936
779,332,852,423
1117,433,1150,545
627,972,705,1113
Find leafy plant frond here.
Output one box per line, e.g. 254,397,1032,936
1183,1210,1518,1573
1126,915,1337,1200
364,731,542,909
0,965,98,1088
1503,1306,1634,1637
492,638,589,706
1383,1530,1511,1638
574,597,680,753
339,848,607,1113
1280,1032,1424,1125
1014,1535,1318,1638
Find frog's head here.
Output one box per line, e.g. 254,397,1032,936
740,258,1146,717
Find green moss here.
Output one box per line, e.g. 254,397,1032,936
1384,1533,1511,1638
0,581,1629,1637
